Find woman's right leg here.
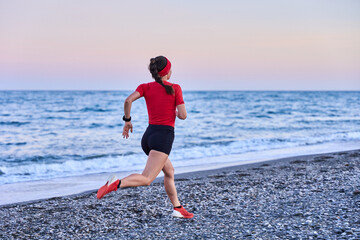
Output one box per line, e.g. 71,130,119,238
120,150,168,188
162,158,180,207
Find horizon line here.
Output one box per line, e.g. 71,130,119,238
1,89,359,92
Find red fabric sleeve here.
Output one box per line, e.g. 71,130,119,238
135,84,146,97
174,84,184,106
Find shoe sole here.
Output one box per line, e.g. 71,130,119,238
172,210,194,219
172,210,184,218
107,174,117,186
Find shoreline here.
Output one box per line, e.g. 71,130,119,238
0,149,359,239
0,147,359,207
1,142,359,206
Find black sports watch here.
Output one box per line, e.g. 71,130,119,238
123,115,131,122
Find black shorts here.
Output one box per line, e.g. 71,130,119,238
141,124,175,156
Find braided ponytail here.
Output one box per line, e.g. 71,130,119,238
148,57,174,95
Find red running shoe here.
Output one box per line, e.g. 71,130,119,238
97,175,120,199
172,205,194,219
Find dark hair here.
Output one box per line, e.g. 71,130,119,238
149,56,174,95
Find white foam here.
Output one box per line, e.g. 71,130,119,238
1,132,359,185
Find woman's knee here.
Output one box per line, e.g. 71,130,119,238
164,166,175,178
143,176,153,186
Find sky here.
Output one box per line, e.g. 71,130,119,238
0,0,359,90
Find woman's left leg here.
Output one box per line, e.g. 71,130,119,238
97,150,167,199
120,150,168,188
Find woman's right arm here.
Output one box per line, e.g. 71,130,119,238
176,104,187,120
124,91,141,119
122,91,141,139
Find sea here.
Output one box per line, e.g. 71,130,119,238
1,91,360,187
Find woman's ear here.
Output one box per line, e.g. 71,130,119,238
167,70,172,80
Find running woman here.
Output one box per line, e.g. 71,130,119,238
96,56,194,219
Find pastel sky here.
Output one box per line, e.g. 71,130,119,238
0,0,359,90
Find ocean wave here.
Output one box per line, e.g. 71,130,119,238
89,123,103,128
2,155,73,164
172,137,298,161
347,131,360,139
0,121,30,126
5,142,27,146
45,116,67,120
56,109,74,113
80,107,112,112
86,123,123,129
0,153,146,184
174,131,360,162
82,152,135,160
106,123,123,128
266,109,292,115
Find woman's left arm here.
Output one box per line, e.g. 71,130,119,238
122,91,141,139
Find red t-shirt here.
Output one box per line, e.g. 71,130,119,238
136,81,184,127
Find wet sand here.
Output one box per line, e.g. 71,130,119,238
0,149,359,239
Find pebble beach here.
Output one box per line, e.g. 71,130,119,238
1,149,359,239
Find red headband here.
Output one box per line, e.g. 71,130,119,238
158,58,171,77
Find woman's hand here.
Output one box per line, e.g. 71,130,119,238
122,121,133,139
